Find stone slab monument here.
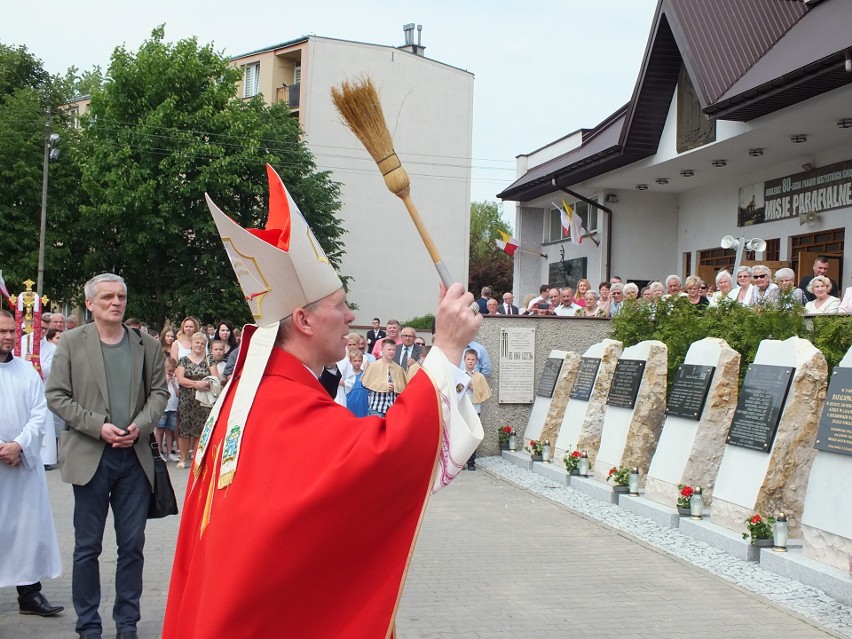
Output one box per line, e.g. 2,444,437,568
645,337,740,508
522,350,569,444
711,336,827,537
593,340,668,483
801,346,852,571
538,352,581,447
559,339,623,462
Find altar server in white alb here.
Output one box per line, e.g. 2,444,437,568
0,310,64,617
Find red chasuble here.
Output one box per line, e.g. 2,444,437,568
163,346,441,638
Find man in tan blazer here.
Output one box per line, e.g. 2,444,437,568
46,273,167,639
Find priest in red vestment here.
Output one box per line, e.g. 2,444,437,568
162,166,483,639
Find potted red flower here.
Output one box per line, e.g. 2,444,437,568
524,439,544,462
676,484,694,516
563,449,582,474
607,466,630,492
497,425,512,450
742,514,775,546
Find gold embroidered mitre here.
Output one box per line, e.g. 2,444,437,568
206,164,342,325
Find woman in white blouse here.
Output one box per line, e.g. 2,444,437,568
709,270,733,306
729,266,754,305
804,275,840,314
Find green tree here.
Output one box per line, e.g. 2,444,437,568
58,65,105,100
468,200,513,296
0,42,82,302
0,43,51,97
74,26,345,325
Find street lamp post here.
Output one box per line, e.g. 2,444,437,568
37,112,59,297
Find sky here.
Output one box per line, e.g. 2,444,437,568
3,0,658,220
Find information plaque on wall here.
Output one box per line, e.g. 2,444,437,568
570,357,601,401
726,364,794,452
536,357,564,398
815,367,852,457
666,364,715,420
606,359,646,409
498,327,535,403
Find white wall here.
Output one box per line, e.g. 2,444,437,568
609,190,680,281
516,207,545,303
304,37,474,324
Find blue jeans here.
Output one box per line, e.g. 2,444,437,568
72,445,150,635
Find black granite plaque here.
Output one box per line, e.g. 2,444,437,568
815,367,852,457
570,357,601,401
666,364,715,420
536,357,564,398
606,359,646,409
726,364,794,452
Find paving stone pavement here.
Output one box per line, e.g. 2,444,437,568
0,462,845,638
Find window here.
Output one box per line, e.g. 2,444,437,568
547,208,562,242
294,65,301,85
698,238,780,270
576,200,598,235
244,62,260,98
545,199,598,243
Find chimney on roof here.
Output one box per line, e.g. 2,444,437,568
398,23,426,56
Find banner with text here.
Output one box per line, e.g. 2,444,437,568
738,159,852,226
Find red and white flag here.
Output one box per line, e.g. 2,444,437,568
0,270,10,300
554,200,586,246
495,231,520,256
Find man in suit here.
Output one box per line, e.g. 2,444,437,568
46,273,168,639
798,256,840,302
394,326,423,372
500,292,519,315
476,286,493,314
365,318,386,355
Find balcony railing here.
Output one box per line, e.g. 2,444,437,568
275,84,300,109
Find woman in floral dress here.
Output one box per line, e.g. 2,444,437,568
176,332,213,469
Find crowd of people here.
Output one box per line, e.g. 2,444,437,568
474,256,852,319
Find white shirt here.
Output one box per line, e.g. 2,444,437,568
0,355,62,587
554,303,581,317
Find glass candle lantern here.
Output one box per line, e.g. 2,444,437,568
578,452,590,477
628,467,640,496
542,440,552,463
773,513,788,552
690,486,704,519
508,430,517,452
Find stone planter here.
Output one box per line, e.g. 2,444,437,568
568,469,580,475
612,485,629,493
752,538,773,547
530,454,543,462
677,507,691,516
499,442,510,451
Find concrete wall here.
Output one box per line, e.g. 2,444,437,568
475,315,614,456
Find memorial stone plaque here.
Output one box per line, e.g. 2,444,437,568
570,357,601,401
536,357,564,398
666,364,715,420
726,364,794,452
606,359,646,409
815,367,852,457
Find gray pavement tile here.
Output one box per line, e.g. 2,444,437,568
1,458,848,638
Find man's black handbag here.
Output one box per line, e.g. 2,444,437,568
148,442,179,519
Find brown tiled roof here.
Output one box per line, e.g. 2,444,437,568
499,0,851,202
667,0,805,105
707,0,852,119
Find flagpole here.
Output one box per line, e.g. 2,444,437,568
516,246,547,258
